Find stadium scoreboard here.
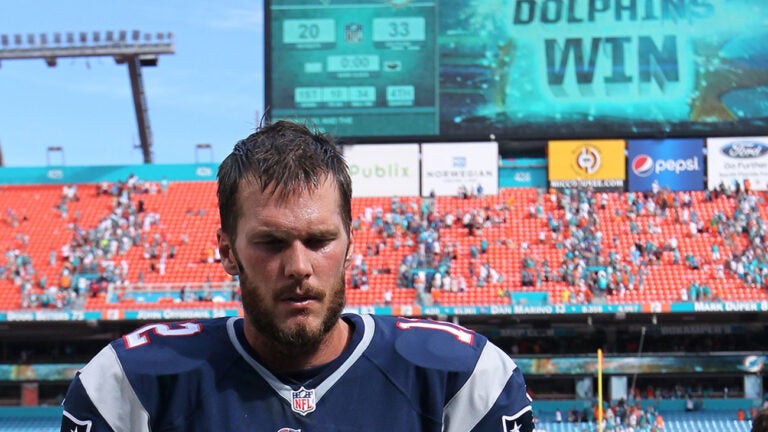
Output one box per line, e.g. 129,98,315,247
266,0,768,142
268,1,438,137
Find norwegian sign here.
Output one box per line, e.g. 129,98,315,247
420,142,499,196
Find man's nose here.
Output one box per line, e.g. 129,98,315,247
283,241,312,280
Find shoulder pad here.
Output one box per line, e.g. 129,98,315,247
390,317,487,372
113,318,229,374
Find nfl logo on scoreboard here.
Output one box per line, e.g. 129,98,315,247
291,387,316,415
345,23,363,43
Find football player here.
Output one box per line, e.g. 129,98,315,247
61,120,535,431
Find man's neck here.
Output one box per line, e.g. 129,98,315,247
245,320,351,373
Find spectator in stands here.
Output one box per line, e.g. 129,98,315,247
383,289,392,306
685,393,696,411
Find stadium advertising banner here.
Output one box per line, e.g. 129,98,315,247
627,139,704,192
547,140,625,191
0,354,761,381
1,301,768,322
499,158,548,189
707,136,768,191
515,354,766,375
343,144,420,197
266,1,768,141
421,142,499,197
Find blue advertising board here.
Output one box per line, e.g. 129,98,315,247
627,138,704,191
499,158,547,188
0,163,218,185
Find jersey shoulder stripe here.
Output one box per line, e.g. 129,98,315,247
443,341,518,432
78,344,150,432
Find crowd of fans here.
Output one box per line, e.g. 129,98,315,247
546,399,668,432
2,177,768,310
537,389,768,432
518,178,767,305
349,188,509,305
344,178,768,307
2,175,182,309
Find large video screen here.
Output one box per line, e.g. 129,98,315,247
266,0,768,142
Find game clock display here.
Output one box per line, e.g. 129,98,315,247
268,0,438,138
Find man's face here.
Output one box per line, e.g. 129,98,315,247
218,177,350,352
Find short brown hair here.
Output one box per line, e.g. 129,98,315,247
217,120,352,239
754,408,768,432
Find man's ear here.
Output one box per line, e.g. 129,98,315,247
217,228,239,275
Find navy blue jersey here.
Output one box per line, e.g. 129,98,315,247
61,313,534,432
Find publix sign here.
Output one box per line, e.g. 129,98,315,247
343,144,420,197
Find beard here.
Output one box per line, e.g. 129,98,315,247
236,255,347,356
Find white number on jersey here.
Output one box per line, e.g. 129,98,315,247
396,318,474,345
123,322,203,349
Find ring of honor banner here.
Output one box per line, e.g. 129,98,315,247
627,139,704,192
267,1,768,141
707,136,768,191
547,140,625,191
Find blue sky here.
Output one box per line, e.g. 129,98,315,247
0,0,265,167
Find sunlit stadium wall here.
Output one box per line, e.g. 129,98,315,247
0,158,548,189
0,163,219,185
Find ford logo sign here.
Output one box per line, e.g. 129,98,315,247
721,141,768,159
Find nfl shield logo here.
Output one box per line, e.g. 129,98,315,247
291,387,316,415
344,23,363,43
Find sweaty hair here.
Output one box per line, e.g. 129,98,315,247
754,409,768,432
217,120,352,239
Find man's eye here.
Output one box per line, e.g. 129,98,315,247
256,240,285,250
305,238,331,250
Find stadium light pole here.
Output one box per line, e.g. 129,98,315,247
195,143,214,164
0,30,175,164
46,146,65,166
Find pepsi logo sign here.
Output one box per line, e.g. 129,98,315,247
720,141,768,159
631,154,654,177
